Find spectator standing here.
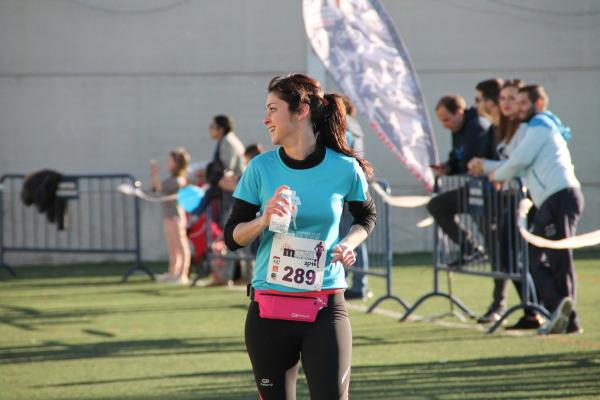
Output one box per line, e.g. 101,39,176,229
151,148,192,284
209,114,246,178
490,85,583,334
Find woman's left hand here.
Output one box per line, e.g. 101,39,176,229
331,243,356,268
488,172,503,191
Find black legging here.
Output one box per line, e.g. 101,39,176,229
245,291,351,399
489,191,537,314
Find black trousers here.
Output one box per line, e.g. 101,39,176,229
245,291,351,399
428,186,470,252
530,188,583,327
427,185,488,254
489,191,537,315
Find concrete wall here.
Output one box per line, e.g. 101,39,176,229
1,0,598,264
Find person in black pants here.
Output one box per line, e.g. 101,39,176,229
469,79,543,328
427,94,488,265
490,85,583,334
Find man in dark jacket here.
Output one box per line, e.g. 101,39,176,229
427,95,488,265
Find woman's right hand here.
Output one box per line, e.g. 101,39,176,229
468,157,484,176
259,185,291,229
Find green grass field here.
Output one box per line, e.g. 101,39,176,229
1,250,600,399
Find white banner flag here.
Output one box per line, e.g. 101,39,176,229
303,0,439,191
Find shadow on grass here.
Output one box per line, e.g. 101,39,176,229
0,301,246,332
28,351,600,400
0,335,246,365
0,328,506,367
348,351,600,399
0,262,165,280
34,368,259,400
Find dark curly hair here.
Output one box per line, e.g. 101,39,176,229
268,73,373,178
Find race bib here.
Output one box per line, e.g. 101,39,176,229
267,233,327,291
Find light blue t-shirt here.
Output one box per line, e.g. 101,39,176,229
233,147,369,292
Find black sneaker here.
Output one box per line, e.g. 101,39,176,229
539,297,573,335
566,316,583,334
566,324,584,334
448,248,486,268
344,290,372,301
477,309,503,324
505,315,543,330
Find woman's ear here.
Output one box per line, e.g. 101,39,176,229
296,103,310,121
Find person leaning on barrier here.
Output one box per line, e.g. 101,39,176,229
469,79,544,329
427,94,489,266
489,85,583,335
475,79,503,167
470,78,507,321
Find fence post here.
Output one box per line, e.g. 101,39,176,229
365,179,410,313
0,178,16,276
122,179,155,282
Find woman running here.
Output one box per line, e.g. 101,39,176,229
224,73,376,399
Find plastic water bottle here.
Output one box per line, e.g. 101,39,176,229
269,188,292,234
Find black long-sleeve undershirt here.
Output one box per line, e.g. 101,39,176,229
224,144,376,251
224,195,376,251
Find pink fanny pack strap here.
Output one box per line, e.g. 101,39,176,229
253,290,330,323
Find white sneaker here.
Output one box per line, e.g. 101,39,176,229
175,277,190,286
540,297,573,334
157,273,174,282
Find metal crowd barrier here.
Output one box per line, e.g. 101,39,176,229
0,173,153,281
399,175,550,333
353,179,409,313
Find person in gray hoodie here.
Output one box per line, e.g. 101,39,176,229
489,85,583,334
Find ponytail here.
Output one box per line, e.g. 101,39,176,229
268,73,374,179
315,93,374,178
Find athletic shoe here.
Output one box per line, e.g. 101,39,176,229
476,308,503,324
539,297,573,335
447,247,486,268
175,276,190,286
344,290,372,301
566,315,583,334
158,273,176,283
505,315,544,330
566,325,584,334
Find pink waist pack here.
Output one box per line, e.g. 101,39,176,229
253,290,331,323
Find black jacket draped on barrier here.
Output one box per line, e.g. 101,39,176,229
20,169,68,230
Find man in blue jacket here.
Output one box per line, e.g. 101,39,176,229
427,95,488,265
490,85,583,334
